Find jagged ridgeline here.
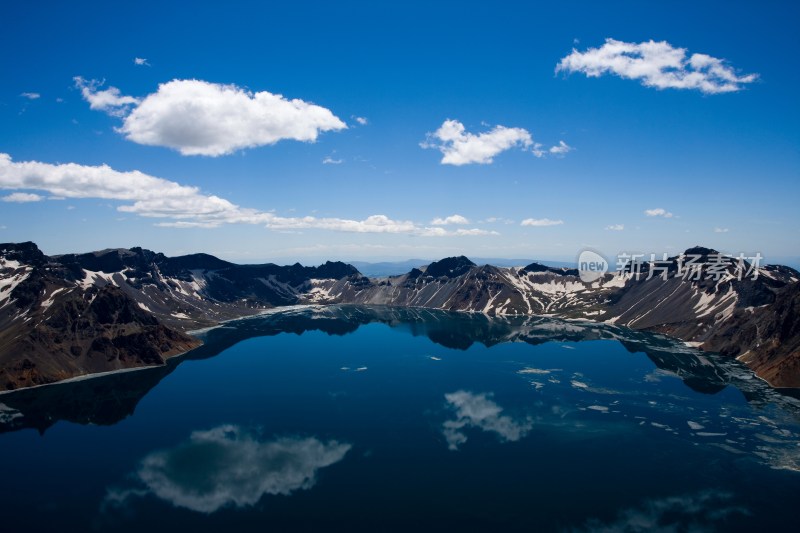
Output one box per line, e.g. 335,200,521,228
1,242,798,390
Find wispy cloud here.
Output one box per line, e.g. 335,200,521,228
20,92,40,100
0,153,492,237
521,217,564,227
322,156,343,165
442,391,532,451
133,57,150,66
605,224,624,231
75,78,347,156
73,77,140,117
421,119,533,165
353,116,368,125
644,208,673,218
557,38,757,94
549,140,573,156
2,192,43,203
714,227,730,233
482,217,515,225
419,227,499,237
431,214,469,225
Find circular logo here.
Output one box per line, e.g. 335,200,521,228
578,249,608,283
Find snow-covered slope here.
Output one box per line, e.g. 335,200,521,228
2,242,799,389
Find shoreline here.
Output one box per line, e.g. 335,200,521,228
186,304,325,335
2,302,795,396
0,304,325,396
0,344,199,397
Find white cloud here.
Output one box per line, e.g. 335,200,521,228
549,140,573,155
421,119,533,165
76,78,347,156
322,156,343,165
0,153,486,237
714,227,730,233
482,216,515,225
261,214,419,234
133,57,150,66
20,92,40,100
106,425,350,513
418,226,499,237
2,192,43,203
354,116,368,125
644,208,673,218
431,214,470,225
442,391,532,451
453,228,498,236
605,224,624,231
521,218,564,227
556,38,757,94
74,77,140,117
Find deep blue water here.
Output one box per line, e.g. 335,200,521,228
0,305,798,532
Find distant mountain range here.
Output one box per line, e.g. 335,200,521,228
1,241,798,391
348,258,573,277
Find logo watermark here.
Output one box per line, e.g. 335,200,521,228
577,249,763,283
577,249,608,283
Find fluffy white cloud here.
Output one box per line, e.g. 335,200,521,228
431,214,469,225
76,78,347,156
20,92,40,100
106,425,350,513
605,224,624,231
422,120,570,165
645,208,673,218
521,217,564,227
2,192,43,203
714,227,730,233
442,391,532,451
133,57,150,66
556,38,757,94
74,77,140,117
421,119,533,165
354,116,368,125
0,153,491,237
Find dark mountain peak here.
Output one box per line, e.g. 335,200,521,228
0,241,46,266
425,256,476,278
763,264,800,278
683,246,719,256
522,262,551,273
407,267,424,280
522,262,579,277
313,261,361,279
159,253,233,273
53,248,136,273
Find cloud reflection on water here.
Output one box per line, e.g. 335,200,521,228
442,390,533,450
106,425,350,513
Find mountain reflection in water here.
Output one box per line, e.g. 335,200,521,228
1,305,797,436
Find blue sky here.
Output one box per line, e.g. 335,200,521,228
1,1,798,266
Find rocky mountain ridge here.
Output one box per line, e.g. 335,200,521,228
1,242,798,389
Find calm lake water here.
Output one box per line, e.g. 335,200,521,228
1,305,799,532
